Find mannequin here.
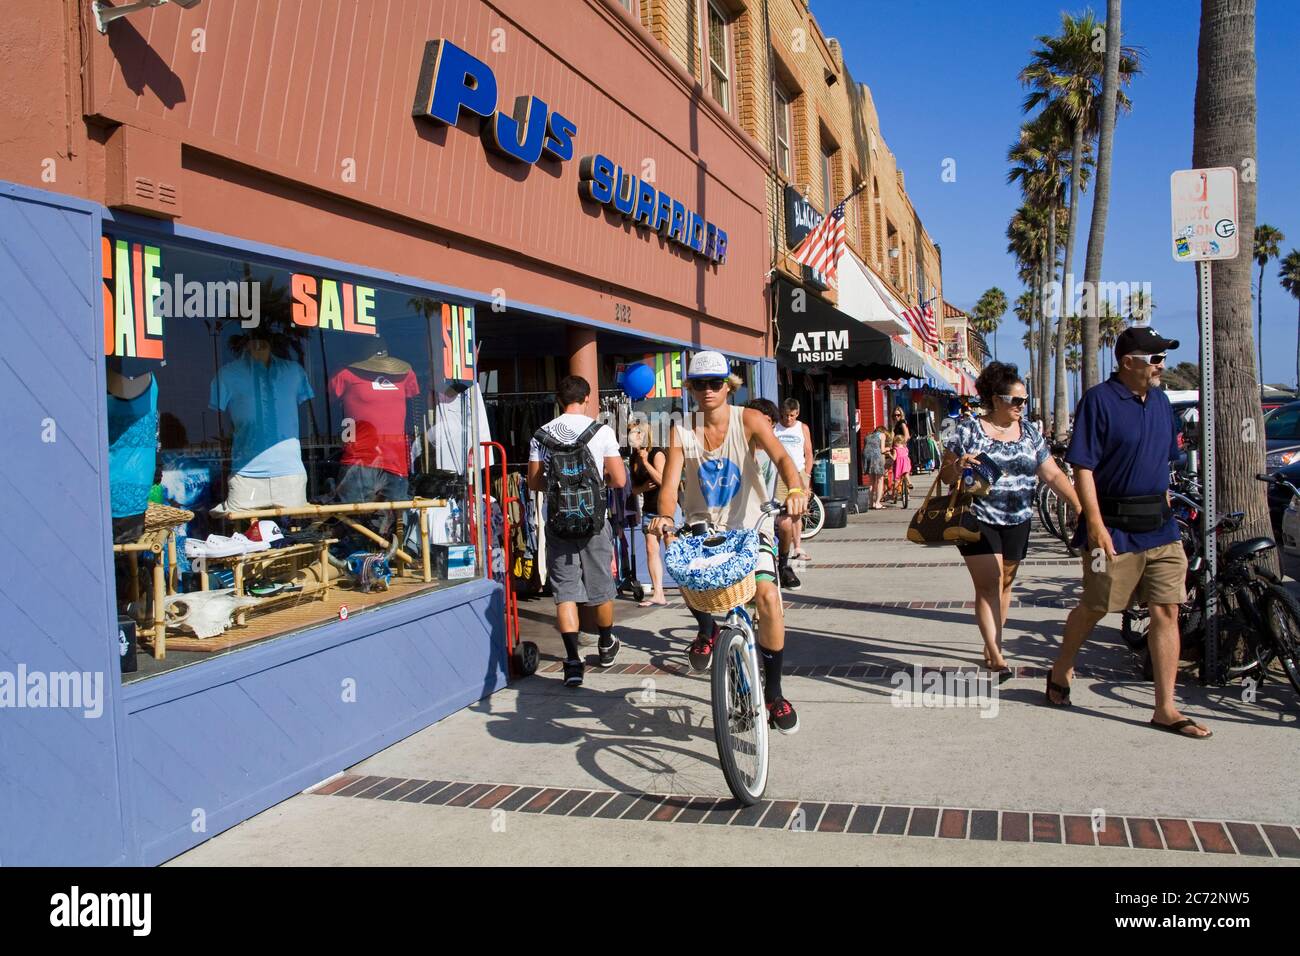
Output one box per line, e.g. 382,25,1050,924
107,359,159,543
210,332,313,512
329,335,419,504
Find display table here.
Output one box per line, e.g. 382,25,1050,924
197,539,338,626
112,503,193,660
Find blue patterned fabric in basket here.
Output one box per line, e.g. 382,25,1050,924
666,529,759,591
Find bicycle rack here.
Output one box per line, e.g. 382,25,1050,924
480,441,535,677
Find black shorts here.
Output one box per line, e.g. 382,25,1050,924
957,519,1031,562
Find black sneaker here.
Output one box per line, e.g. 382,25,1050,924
688,626,718,673
562,659,584,687
779,564,802,590
597,635,620,667
767,697,800,735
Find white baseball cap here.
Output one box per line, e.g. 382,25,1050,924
686,350,730,379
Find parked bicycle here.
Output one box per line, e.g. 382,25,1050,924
1036,443,1078,554
1118,475,1300,696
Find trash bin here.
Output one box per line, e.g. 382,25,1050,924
821,497,849,529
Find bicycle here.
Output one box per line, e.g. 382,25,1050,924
800,492,826,538
663,505,782,805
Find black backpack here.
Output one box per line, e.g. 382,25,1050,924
535,422,607,540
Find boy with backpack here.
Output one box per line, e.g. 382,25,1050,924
527,375,627,687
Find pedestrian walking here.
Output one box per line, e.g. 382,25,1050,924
862,425,888,509
628,419,667,607
941,362,1080,672
747,398,800,590
1046,329,1211,738
527,375,627,687
774,398,814,560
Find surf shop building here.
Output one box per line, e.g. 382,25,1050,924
0,0,773,865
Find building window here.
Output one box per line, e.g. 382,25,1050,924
102,231,482,683
821,148,835,211
617,0,638,14
704,1,731,112
773,82,792,178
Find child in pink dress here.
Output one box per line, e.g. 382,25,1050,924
890,435,912,488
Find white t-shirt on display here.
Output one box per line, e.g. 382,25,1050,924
528,414,621,469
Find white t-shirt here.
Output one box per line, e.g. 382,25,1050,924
773,421,807,473
528,414,621,470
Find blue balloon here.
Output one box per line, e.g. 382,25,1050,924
620,362,656,400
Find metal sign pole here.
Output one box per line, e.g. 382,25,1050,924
1197,259,1218,684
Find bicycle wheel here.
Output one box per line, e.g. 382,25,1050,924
802,494,825,539
1037,485,1059,540
1055,494,1079,555
710,624,769,805
1258,584,1300,696
900,478,910,510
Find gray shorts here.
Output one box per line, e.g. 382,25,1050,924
547,527,617,606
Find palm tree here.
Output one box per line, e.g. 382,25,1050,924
972,287,1009,361
1254,224,1285,392
1022,13,1107,438
1098,304,1126,376
1124,288,1155,323
1280,249,1300,389
1080,1,1143,390
1193,0,1266,556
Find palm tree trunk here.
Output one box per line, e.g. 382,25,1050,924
1295,299,1300,391
1258,263,1265,398
1041,217,1056,427
1056,120,1084,442
1082,0,1122,392
1193,0,1268,559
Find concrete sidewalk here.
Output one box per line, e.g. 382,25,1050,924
172,505,1300,866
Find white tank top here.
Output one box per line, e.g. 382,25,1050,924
679,405,769,531
773,421,806,473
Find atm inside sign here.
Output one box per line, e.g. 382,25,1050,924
1170,167,1239,262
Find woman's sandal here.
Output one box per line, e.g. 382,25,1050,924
1044,674,1072,707
1149,717,1213,740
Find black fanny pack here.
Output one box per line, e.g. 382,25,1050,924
1099,494,1171,534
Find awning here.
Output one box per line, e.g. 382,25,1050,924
836,249,911,336
775,278,926,380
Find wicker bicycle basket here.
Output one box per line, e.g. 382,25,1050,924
679,573,757,614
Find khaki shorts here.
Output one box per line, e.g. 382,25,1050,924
1080,541,1188,613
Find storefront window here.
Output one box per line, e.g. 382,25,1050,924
103,232,482,681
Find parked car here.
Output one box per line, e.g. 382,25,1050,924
1266,459,1300,537
1264,400,1300,472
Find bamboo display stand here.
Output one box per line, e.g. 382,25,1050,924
197,539,338,626
113,528,179,660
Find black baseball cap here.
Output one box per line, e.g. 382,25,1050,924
1115,326,1179,360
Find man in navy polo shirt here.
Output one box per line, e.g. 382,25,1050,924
1046,327,1212,739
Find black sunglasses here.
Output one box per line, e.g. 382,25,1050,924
689,378,727,392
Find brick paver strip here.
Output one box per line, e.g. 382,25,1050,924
877,806,911,835
322,776,1300,857
1063,815,1095,846
355,777,407,799
1262,825,1300,859
818,803,853,833
1158,818,1199,852
496,786,542,812
520,788,567,814
1226,822,1272,857
620,793,666,821
1127,818,1164,850
594,792,641,820
730,801,772,827
443,783,495,808
1001,812,1030,843
1096,819,1130,847
1192,821,1235,854
939,809,968,839
908,807,939,837
1032,813,1062,844
334,775,385,797
796,802,827,831
471,785,518,810
568,791,616,818
311,774,360,796
424,782,474,806
376,779,425,802
400,780,451,803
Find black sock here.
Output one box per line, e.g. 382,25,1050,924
598,626,614,649
691,608,714,636
561,632,580,661
761,647,784,703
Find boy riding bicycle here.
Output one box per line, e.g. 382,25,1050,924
650,352,807,733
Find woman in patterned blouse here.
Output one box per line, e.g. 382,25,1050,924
940,363,1081,673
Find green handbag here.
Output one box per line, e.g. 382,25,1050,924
906,474,981,545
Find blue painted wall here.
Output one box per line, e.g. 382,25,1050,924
0,182,508,866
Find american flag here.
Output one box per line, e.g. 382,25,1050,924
902,300,939,350
789,199,848,283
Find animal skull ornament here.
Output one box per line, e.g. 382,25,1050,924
164,589,261,638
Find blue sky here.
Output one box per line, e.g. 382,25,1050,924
811,0,1300,385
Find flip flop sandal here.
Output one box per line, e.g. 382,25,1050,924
1044,675,1072,707
1149,717,1212,739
